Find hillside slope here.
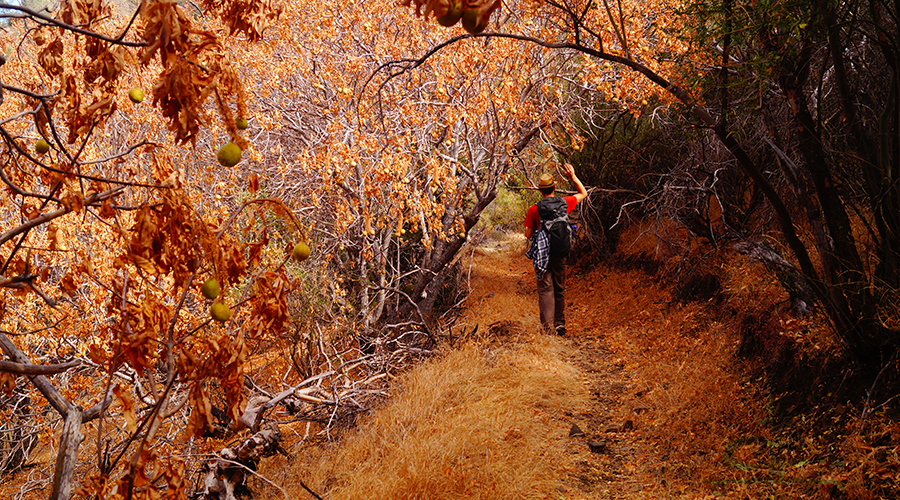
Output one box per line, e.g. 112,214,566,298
5,231,893,498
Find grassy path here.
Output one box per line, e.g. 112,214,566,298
266,233,764,499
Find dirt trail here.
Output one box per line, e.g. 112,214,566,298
458,229,757,500
460,233,671,498
459,233,542,332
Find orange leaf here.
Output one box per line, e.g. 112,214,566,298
113,384,138,434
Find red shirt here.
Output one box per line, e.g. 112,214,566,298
524,196,578,231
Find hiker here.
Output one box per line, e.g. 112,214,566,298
524,164,588,335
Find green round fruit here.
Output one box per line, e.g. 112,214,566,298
437,1,462,27
200,278,221,300
35,138,50,155
129,87,144,103
235,117,249,130
461,8,489,34
292,242,311,262
217,142,242,167
210,301,232,322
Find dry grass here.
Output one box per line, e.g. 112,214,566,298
263,228,774,500
261,237,595,499
7,226,898,499
269,334,591,499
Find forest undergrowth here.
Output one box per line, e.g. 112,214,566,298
258,228,899,500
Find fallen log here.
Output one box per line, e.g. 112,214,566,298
194,423,283,500
734,240,814,316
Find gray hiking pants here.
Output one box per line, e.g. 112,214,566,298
537,258,566,332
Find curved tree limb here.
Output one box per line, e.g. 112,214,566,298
0,4,147,47
0,332,73,418
0,185,124,247
372,30,825,309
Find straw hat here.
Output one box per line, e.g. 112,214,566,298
538,173,556,189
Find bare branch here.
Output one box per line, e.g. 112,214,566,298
0,358,80,375
0,4,147,47
0,332,73,418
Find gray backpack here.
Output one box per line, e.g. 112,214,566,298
536,197,573,259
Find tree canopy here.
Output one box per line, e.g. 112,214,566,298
1,0,898,497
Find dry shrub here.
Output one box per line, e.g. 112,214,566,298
272,335,589,499
615,218,699,262
599,228,900,498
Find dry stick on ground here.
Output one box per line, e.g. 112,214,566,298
194,337,413,494
251,354,390,433
297,479,325,500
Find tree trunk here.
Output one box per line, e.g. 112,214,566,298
405,188,497,318
821,0,900,289
775,42,872,348
197,423,283,500
734,241,813,316
50,409,84,500
1,333,110,498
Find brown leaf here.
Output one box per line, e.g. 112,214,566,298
60,272,78,294
87,342,107,365
32,28,48,46
47,222,60,251
164,457,190,500
152,59,210,144
113,384,138,434
0,372,16,394
60,0,108,26
423,0,449,17
140,0,193,67
184,384,214,439
83,45,126,83
224,241,248,283
464,0,501,27
199,0,282,41
131,255,161,276
99,200,116,219
38,39,64,76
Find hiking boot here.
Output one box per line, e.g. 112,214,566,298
555,325,566,336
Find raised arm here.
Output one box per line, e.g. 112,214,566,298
562,163,588,203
